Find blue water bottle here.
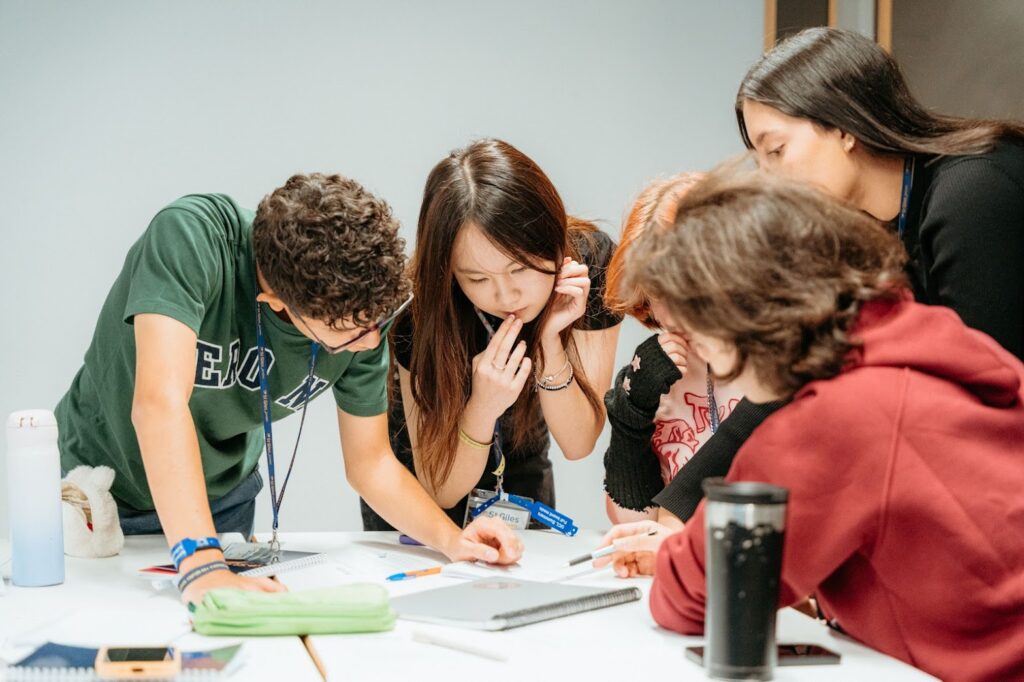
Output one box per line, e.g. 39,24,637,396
6,409,65,586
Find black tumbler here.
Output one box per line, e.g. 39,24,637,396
702,479,789,681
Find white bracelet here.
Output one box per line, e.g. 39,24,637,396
535,355,571,387
536,364,575,391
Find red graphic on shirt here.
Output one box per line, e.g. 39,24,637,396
651,419,700,479
683,391,724,433
651,393,741,481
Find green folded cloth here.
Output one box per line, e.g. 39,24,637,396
189,584,396,636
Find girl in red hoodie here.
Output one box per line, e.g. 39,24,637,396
615,169,1024,682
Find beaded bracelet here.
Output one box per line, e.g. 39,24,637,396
458,428,493,450
536,365,575,391
177,560,231,594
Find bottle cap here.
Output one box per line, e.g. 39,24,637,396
7,409,59,449
7,410,58,430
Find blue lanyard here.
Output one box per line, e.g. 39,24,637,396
471,491,579,536
489,421,506,490
897,157,915,239
255,289,319,546
706,364,719,434
469,309,577,536
471,310,508,489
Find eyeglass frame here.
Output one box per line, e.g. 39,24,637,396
294,293,413,354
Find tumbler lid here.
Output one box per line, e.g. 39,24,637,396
703,478,788,504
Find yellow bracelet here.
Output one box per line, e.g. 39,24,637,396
458,429,493,450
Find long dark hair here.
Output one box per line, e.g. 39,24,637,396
737,27,1024,157
406,138,603,491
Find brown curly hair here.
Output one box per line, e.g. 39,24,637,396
622,167,909,398
252,173,410,326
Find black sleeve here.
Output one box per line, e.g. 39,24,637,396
573,229,625,331
389,309,414,370
919,155,1024,360
652,398,787,521
603,334,683,511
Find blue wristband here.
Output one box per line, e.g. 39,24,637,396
171,536,222,571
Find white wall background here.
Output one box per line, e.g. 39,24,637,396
0,1,763,537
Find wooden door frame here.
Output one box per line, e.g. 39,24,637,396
764,0,892,50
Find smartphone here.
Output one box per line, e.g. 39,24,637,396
94,646,181,679
685,643,841,667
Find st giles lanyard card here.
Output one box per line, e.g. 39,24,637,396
464,309,578,536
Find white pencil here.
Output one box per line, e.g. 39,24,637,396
563,529,658,567
412,630,509,662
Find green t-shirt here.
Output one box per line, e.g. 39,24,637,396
56,194,390,511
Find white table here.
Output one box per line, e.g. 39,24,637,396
275,531,937,681
1,532,936,681
0,534,320,681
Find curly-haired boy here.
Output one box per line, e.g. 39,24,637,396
56,173,521,603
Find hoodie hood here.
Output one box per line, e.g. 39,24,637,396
847,294,1022,408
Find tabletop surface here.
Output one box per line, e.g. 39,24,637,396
0,531,937,681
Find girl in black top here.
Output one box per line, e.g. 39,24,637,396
738,27,1024,359
361,139,622,530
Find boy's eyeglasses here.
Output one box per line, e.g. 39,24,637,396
296,294,413,355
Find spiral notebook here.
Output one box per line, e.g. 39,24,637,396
139,542,325,581
390,578,642,630
6,642,243,681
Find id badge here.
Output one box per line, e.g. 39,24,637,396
464,488,531,530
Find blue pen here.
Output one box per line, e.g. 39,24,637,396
386,566,442,581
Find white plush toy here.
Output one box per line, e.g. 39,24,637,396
61,465,124,558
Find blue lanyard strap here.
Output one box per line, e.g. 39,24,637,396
706,363,719,435
490,422,506,486
473,309,507,489
255,288,319,536
897,157,915,239
469,492,579,537
470,307,577,536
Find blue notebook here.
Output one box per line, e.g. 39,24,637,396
8,642,96,678
7,642,244,680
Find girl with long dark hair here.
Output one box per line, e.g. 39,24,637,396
737,27,1024,359
360,139,622,529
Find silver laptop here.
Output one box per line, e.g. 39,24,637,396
390,578,642,631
